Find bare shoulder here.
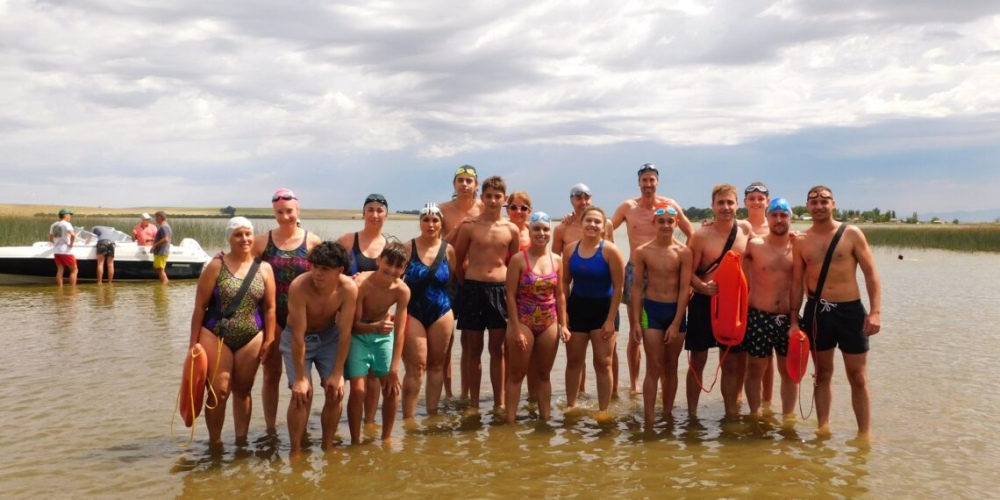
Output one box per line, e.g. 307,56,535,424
336,232,353,248
306,232,323,248
737,220,753,235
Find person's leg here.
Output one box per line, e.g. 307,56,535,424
68,262,78,286
488,327,506,409
380,375,397,441
526,349,538,402
320,375,344,449
761,354,775,404
504,324,533,423
533,324,560,421
425,312,454,415
106,255,114,283
814,349,836,435
625,302,642,394
347,377,367,444
641,328,665,427
720,350,747,418
591,329,617,412
283,332,312,452
96,254,105,284
461,330,485,408
230,333,264,444
662,333,685,417
446,333,457,398
745,355,769,417
200,330,234,447
364,372,380,424
262,337,283,434
843,352,871,436
54,261,64,286
686,350,709,417
402,318,428,419
776,355,797,416
564,333,589,408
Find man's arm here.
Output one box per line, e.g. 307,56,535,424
604,220,615,243
669,247,693,344
329,280,358,392
667,200,694,240
629,248,646,342
852,228,882,335
506,224,520,265
287,279,312,406
788,235,805,330
387,284,410,395
551,224,566,256
610,200,629,230
452,224,471,282
258,263,277,362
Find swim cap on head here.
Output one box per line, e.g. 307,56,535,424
419,202,442,217
226,216,254,240
271,188,299,208
364,193,388,209
767,197,792,215
569,183,592,197
529,211,552,226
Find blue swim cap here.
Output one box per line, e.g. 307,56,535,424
529,211,552,226
767,197,792,215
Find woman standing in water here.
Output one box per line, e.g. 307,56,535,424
563,207,626,414
337,193,389,424
401,203,457,418
503,212,569,423
191,217,276,446
255,188,322,435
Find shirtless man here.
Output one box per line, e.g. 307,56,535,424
611,163,694,394
790,185,881,437
553,183,614,393
439,164,484,399
742,198,797,417
685,184,752,418
630,205,692,427
453,175,520,409
742,181,777,407
282,241,358,452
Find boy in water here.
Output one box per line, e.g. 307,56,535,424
630,205,692,427
347,242,411,443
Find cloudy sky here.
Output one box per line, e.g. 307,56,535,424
3,0,999,219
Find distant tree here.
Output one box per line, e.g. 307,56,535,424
221,206,236,217
792,205,808,217
906,212,919,224
952,218,960,225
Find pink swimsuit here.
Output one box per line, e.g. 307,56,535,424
516,250,559,336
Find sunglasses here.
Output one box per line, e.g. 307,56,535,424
745,185,769,195
272,194,297,202
637,163,659,177
507,204,531,212
454,166,478,178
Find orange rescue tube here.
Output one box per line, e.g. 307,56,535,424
786,329,810,383
179,343,209,428
710,250,748,347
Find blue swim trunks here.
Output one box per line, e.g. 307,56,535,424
345,333,394,379
280,323,340,387
641,298,687,332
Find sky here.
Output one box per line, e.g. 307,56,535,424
2,0,1000,220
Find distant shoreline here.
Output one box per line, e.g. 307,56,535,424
0,203,417,220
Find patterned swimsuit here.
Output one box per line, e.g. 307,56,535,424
207,261,265,352
260,230,310,328
516,250,558,336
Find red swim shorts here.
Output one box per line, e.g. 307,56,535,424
54,254,77,267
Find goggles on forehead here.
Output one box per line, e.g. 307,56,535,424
652,206,678,220
807,191,833,200
272,193,297,202
364,193,388,209
454,165,478,179
529,211,552,225
637,163,659,178
745,184,769,195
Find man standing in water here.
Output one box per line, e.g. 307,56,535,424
49,208,77,286
742,181,776,407
453,175,520,410
742,198,797,417
151,211,172,284
439,165,484,399
685,185,752,418
283,241,357,452
790,185,881,436
611,164,694,395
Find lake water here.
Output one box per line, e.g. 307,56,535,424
1,219,998,497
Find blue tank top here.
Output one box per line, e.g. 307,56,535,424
568,240,612,298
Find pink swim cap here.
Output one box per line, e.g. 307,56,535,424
271,188,300,207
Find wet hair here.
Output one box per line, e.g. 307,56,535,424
506,190,532,207
481,175,507,195
581,206,607,223
711,184,739,203
379,241,407,267
308,241,350,270
808,185,834,198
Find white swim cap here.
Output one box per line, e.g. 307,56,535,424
226,216,254,240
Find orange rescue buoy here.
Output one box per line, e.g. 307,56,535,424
710,250,748,347
786,329,810,383
178,343,209,428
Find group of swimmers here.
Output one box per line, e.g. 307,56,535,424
188,164,883,450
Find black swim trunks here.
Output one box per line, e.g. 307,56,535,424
567,294,614,333
456,279,508,331
685,292,716,351
96,239,115,257
800,298,869,354
742,307,798,358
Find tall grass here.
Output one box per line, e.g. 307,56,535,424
862,224,1000,253
0,215,229,249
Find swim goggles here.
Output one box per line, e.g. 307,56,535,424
271,188,298,202
419,202,443,217
744,184,769,195
454,165,478,179
529,211,551,226
364,193,388,209
652,206,678,221
807,191,833,201
637,163,658,178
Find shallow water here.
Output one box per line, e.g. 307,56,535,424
1,220,998,497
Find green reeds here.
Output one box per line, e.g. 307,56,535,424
0,215,230,249
862,224,1000,253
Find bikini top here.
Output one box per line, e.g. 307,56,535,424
568,240,612,298
348,232,380,276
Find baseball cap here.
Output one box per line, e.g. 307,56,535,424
58,208,74,216
140,213,152,220
569,183,592,197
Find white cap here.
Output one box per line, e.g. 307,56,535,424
569,183,592,197
225,216,254,240
141,213,152,220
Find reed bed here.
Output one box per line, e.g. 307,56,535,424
861,224,1000,253
0,215,229,248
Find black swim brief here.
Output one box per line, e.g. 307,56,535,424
800,298,869,354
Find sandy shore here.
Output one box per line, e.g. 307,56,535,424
0,203,416,220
